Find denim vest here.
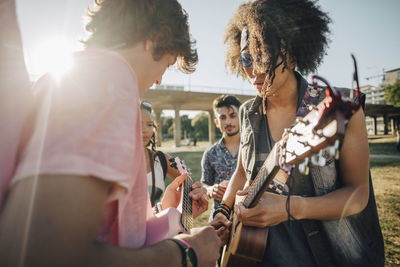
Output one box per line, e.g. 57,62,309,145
239,81,384,266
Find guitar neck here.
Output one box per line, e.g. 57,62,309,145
242,144,281,209
181,173,193,231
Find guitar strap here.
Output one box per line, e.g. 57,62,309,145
296,86,336,267
268,84,323,193
147,149,157,207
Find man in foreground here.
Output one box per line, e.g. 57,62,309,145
0,1,221,266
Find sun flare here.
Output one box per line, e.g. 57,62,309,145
31,36,77,79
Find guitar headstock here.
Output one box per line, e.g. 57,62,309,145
169,157,188,175
281,107,344,167
280,54,362,173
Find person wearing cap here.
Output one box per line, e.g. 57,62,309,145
0,1,221,266
211,1,384,266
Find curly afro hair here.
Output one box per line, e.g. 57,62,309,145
224,0,331,82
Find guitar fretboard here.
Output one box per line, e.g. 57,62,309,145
181,173,193,231
243,144,280,208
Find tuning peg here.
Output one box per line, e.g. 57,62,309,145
334,140,339,160
328,145,336,157
311,154,319,165
334,140,340,160
298,158,309,175
312,129,325,138
318,150,326,166
327,140,340,159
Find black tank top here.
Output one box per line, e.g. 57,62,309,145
253,74,319,266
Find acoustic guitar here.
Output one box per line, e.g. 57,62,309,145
145,157,193,245
221,59,363,267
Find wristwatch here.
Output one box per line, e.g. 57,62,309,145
169,238,197,267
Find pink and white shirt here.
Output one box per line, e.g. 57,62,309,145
10,49,152,249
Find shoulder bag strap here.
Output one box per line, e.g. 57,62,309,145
147,149,157,206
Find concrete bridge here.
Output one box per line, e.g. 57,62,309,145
141,84,255,147
141,84,400,147
364,103,400,135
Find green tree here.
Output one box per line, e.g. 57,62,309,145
161,116,173,139
191,113,209,140
385,80,400,107
181,115,193,138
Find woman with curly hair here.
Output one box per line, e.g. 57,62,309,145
212,0,384,266
0,0,221,266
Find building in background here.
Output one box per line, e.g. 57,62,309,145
362,68,400,135
361,85,386,105
382,68,400,87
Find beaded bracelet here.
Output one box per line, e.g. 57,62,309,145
285,194,296,222
212,208,230,219
212,202,232,219
220,203,232,214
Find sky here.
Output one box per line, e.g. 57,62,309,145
16,0,400,115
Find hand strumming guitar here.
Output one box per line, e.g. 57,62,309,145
234,184,291,228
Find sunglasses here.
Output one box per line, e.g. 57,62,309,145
239,51,253,68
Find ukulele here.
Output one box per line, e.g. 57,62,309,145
145,157,193,245
221,55,363,267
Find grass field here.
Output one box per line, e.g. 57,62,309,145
369,135,399,156
164,136,400,266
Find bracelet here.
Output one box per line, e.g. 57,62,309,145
220,203,232,214
212,208,230,219
285,195,296,222
169,238,198,267
212,202,232,219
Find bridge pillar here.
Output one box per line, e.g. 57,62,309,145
208,110,216,144
373,116,378,135
154,108,162,147
174,106,181,147
390,118,395,135
383,114,389,135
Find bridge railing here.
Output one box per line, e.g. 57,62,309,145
152,84,257,96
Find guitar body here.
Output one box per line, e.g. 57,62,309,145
221,196,269,267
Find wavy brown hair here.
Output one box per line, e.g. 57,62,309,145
83,0,198,73
224,0,331,83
